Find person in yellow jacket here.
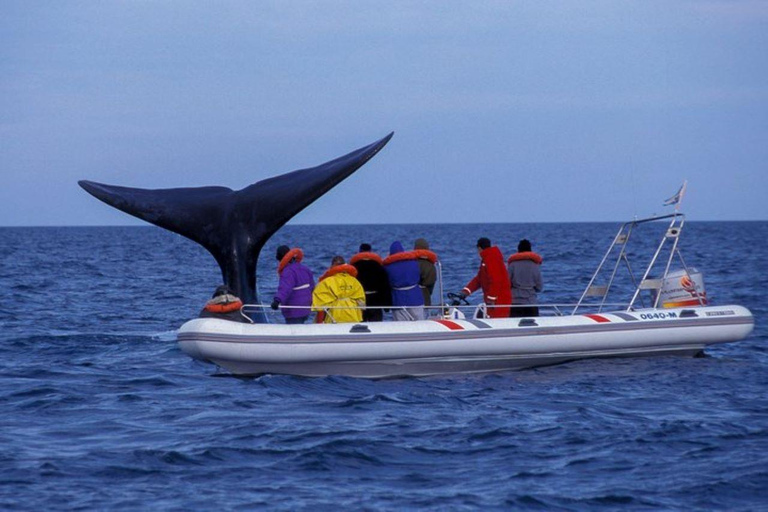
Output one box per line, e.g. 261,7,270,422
312,256,366,323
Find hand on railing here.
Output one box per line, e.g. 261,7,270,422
446,292,470,307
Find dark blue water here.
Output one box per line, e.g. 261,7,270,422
1,222,766,510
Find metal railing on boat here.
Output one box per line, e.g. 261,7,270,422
228,212,705,324
237,302,637,324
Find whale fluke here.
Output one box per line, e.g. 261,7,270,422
79,132,394,321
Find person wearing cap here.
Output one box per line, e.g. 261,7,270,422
413,238,438,309
458,237,512,318
312,256,366,323
199,285,248,322
271,245,315,324
507,239,543,317
350,243,391,322
383,241,425,321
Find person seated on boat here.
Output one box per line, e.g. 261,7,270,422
383,241,425,321
271,245,315,324
458,237,512,318
413,238,438,309
312,256,366,324
350,243,391,322
199,285,248,322
507,239,543,317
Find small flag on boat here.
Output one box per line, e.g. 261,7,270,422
663,181,687,210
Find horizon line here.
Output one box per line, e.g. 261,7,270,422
2,218,766,229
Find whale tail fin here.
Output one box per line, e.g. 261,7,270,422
79,132,394,317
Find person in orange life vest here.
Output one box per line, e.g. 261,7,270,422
271,245,315,324
458,237,512,318
350,243,391,322
413,238,438,308
312,256,366,324
507,239,543,318
199,285,248,322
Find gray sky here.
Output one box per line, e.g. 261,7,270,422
2,1,767,226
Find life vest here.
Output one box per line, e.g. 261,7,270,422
319,264,359,282
349,252,384,265
278,248,304,274
412,249,438,264
383,250,419,266
204,300,243,314
507,251,543,265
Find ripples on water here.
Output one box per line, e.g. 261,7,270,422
1,223,767,510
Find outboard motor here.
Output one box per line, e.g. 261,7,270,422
658,268,707,308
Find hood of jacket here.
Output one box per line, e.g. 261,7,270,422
389,241,405,255
481,246,504,263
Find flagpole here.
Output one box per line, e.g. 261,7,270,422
675,180,687,211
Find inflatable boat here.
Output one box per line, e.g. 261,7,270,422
178,304,753,378
178,212,755,377
77,137,754,378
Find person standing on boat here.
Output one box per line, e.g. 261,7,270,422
507,239,543,317
383,241,425,321
458,237,512,318
271,245,315,324
312,256,366,323
200,285,248,322
413,238,438,310
350,243,391,322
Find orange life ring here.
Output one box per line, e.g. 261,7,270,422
278,248,304,274
383,251,419,266
204,300,243,314
412,249,438,263
349,252,384,265
507,251,543,265
319,264,359,281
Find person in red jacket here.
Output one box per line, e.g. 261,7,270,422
458,237,512,318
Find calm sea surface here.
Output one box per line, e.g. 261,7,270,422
1,222,766,510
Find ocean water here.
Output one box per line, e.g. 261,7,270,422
1,222,766,510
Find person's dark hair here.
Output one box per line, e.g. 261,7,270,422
477,237,491,250
331,255,345,267
212,285,232,298
359,243,372,252
518,239,532,252
276,245,290,261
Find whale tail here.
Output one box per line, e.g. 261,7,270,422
79,132,394,321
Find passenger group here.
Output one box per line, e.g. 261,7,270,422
201,237,542,323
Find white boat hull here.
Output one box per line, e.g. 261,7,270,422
177,305,754,378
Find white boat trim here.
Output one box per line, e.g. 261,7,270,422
178,305,754,378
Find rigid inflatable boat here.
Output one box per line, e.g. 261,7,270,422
177,212,755,377
78,136,754,378
178,304,753,378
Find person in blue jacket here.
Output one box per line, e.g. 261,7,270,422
382,241,425,321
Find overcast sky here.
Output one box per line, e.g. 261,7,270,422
2,1,767,226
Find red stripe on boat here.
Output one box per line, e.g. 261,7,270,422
433,319,464,330
585,314,611,323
